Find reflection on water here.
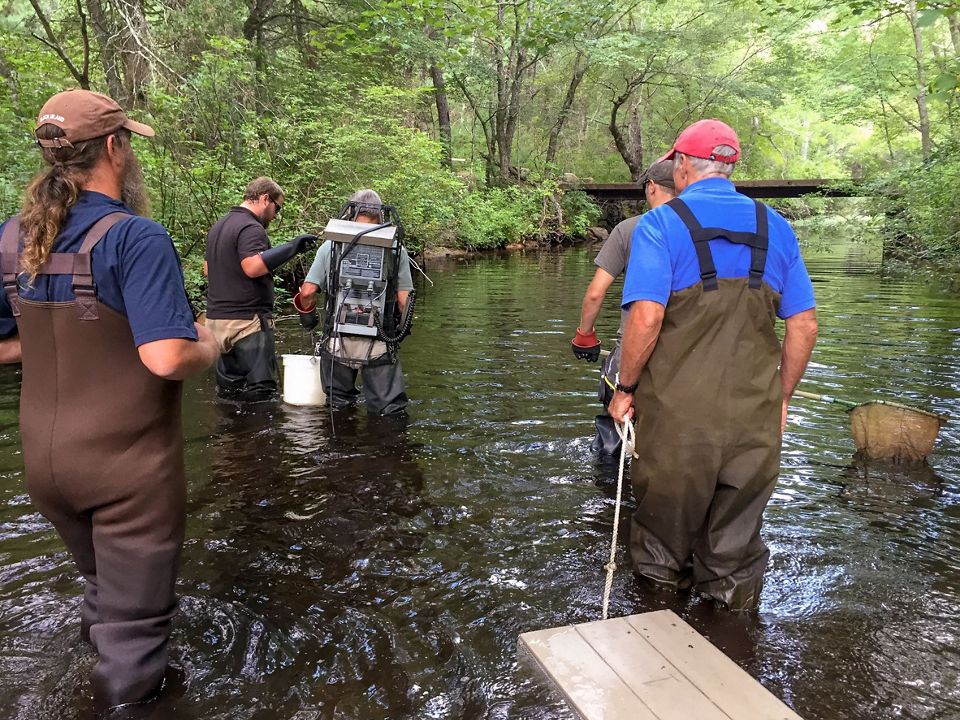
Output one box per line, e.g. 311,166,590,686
0,239,958,719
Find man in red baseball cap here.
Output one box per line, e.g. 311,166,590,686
608,118,818,611
0,88,218,710
657,118,741,164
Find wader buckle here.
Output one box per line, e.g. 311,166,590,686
699,269,719,291
72,284,99,321
2,279,20,317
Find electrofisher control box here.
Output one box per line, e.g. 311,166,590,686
323,218,398,338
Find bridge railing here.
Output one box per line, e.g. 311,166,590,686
572,179,861,200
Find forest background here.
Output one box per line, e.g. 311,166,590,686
0,0,958,303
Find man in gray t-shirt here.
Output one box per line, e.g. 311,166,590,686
295,190,414,415
572,160,676,455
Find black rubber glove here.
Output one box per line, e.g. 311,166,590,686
291,233,318,254
571,328,601,362
299,310,319,331
260,234,319,272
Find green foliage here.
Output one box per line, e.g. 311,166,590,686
559,190,602,237
454,186,540,249
0,0,957,273
871,142,960,264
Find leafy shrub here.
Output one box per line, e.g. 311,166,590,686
871,142,960,264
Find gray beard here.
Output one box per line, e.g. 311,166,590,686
121,153,151,217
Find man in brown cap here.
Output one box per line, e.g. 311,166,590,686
0,89,218,709
571,159,676,456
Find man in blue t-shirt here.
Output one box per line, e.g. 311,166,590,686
0,89,218,710
607,119,819,611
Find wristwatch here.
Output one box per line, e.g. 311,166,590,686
614,373,638,394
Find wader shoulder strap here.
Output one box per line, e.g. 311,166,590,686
73,212,130,321
667,198,770,292
0,217,21,317
749,202,769,290
668,198,718,291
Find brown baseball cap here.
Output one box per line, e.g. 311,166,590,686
35,89,155,149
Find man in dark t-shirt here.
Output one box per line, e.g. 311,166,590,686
571,160,676,455
204,177,315,400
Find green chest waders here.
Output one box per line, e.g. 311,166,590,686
629,198,783,611
0,215,186,707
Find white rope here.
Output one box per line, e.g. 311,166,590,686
601,414,636,621
407,255,434,286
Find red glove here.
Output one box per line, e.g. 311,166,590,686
293,292,315,313
293,292,318,331
571,328,601,362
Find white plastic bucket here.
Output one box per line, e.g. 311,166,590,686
281,354,327,406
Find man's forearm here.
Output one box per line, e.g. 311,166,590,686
165,340,220,380
0,336,21,364
617,300,664,385
780,308,818,398
578,294,604,334
577,269,615,333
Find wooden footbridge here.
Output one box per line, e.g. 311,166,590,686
575,178,861,226
580,179,859,201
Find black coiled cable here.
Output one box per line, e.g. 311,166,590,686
376,288,416,344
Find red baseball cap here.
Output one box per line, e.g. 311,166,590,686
35,89,155,149
658,119,740,164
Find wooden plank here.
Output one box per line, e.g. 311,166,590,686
574,616,732,720
626,611,803,720
519,624,660,720
520,611,804,720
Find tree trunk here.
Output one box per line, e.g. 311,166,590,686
545,51,588,166
85,0,127,104
628,100,644,172
949,14,959,56
244,0,275,81
117,0,151,106
905,0,932,160
430,64,453,168
609,91,644,181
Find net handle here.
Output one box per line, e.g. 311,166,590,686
793,389,859,410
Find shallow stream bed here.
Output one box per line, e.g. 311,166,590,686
0,240,958,719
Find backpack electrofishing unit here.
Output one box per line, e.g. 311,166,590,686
319,201,415,364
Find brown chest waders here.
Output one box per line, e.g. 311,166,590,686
630,198,782,611
1,215,186,707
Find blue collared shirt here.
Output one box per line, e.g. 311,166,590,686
621,177,815,319
0,191,198,345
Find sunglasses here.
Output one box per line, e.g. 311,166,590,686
271,199,283,213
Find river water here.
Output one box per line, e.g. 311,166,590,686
0,239,958,720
